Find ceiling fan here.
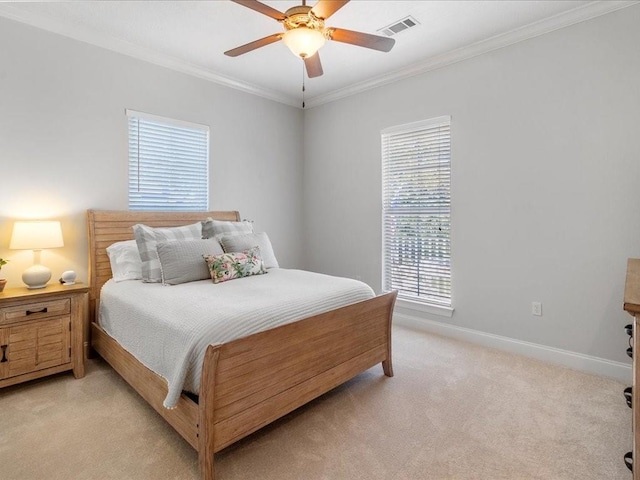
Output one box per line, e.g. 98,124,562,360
224,0,396,78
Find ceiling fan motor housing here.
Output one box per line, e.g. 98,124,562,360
283,6,326,34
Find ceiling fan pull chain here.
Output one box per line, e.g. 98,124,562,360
302,61,306,109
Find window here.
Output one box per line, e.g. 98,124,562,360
382,116,451,310
127,109,209,211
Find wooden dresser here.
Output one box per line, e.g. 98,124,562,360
624,258,640,477
0,282,88,388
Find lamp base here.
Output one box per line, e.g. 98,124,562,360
23,264,51,289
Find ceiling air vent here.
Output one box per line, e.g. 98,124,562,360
377,15,420,37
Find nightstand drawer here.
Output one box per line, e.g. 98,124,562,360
0,298,71,326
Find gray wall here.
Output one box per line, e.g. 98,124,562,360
2,6,639,367
0,17,304,285
302,6,640,364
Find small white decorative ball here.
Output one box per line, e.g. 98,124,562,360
61,270,77,285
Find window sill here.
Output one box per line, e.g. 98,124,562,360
395,298,454,318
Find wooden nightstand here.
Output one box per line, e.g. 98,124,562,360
0,282,88,388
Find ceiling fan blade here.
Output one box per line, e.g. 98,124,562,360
304,53,323,78
328,28,395,52
224,33,283,57
230,0,286,21
310,0,349,20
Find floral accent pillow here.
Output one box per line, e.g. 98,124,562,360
204,247,266,284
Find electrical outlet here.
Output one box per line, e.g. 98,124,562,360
532,302,542,316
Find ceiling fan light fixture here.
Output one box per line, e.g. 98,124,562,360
282,27,326,59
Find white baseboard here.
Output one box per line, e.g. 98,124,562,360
394,311,631,383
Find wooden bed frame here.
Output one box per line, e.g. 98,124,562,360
87,210,397,480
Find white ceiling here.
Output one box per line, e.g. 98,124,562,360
0,1,635,107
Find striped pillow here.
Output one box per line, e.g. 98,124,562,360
133,222,202,283
156,239,224,285
201,218,253,240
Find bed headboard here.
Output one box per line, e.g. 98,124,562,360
86,209,240,323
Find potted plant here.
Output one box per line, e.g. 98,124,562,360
0,258,8,292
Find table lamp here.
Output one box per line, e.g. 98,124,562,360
10,220,64,289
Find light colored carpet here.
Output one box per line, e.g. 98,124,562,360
0,325,631,480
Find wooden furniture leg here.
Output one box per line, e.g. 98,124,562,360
382,292,396,377
199,345,220,480
382,359,393,377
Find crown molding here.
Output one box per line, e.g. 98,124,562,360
0,3,301,108
0,1,636,110
305,0,640,108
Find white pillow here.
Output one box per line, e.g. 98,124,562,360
219,232,279,269
106,240,142,282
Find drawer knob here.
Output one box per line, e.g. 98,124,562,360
26,307,48,316
0,345,7,363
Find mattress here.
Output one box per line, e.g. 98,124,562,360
99,269,375,408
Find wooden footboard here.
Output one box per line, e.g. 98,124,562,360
202,290,396,447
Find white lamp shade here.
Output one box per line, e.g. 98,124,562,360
10,221,64,250
282,27,326,58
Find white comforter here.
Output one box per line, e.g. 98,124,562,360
99,269,375,408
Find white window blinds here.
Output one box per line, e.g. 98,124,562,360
127,109,209,211
382,116,451,307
